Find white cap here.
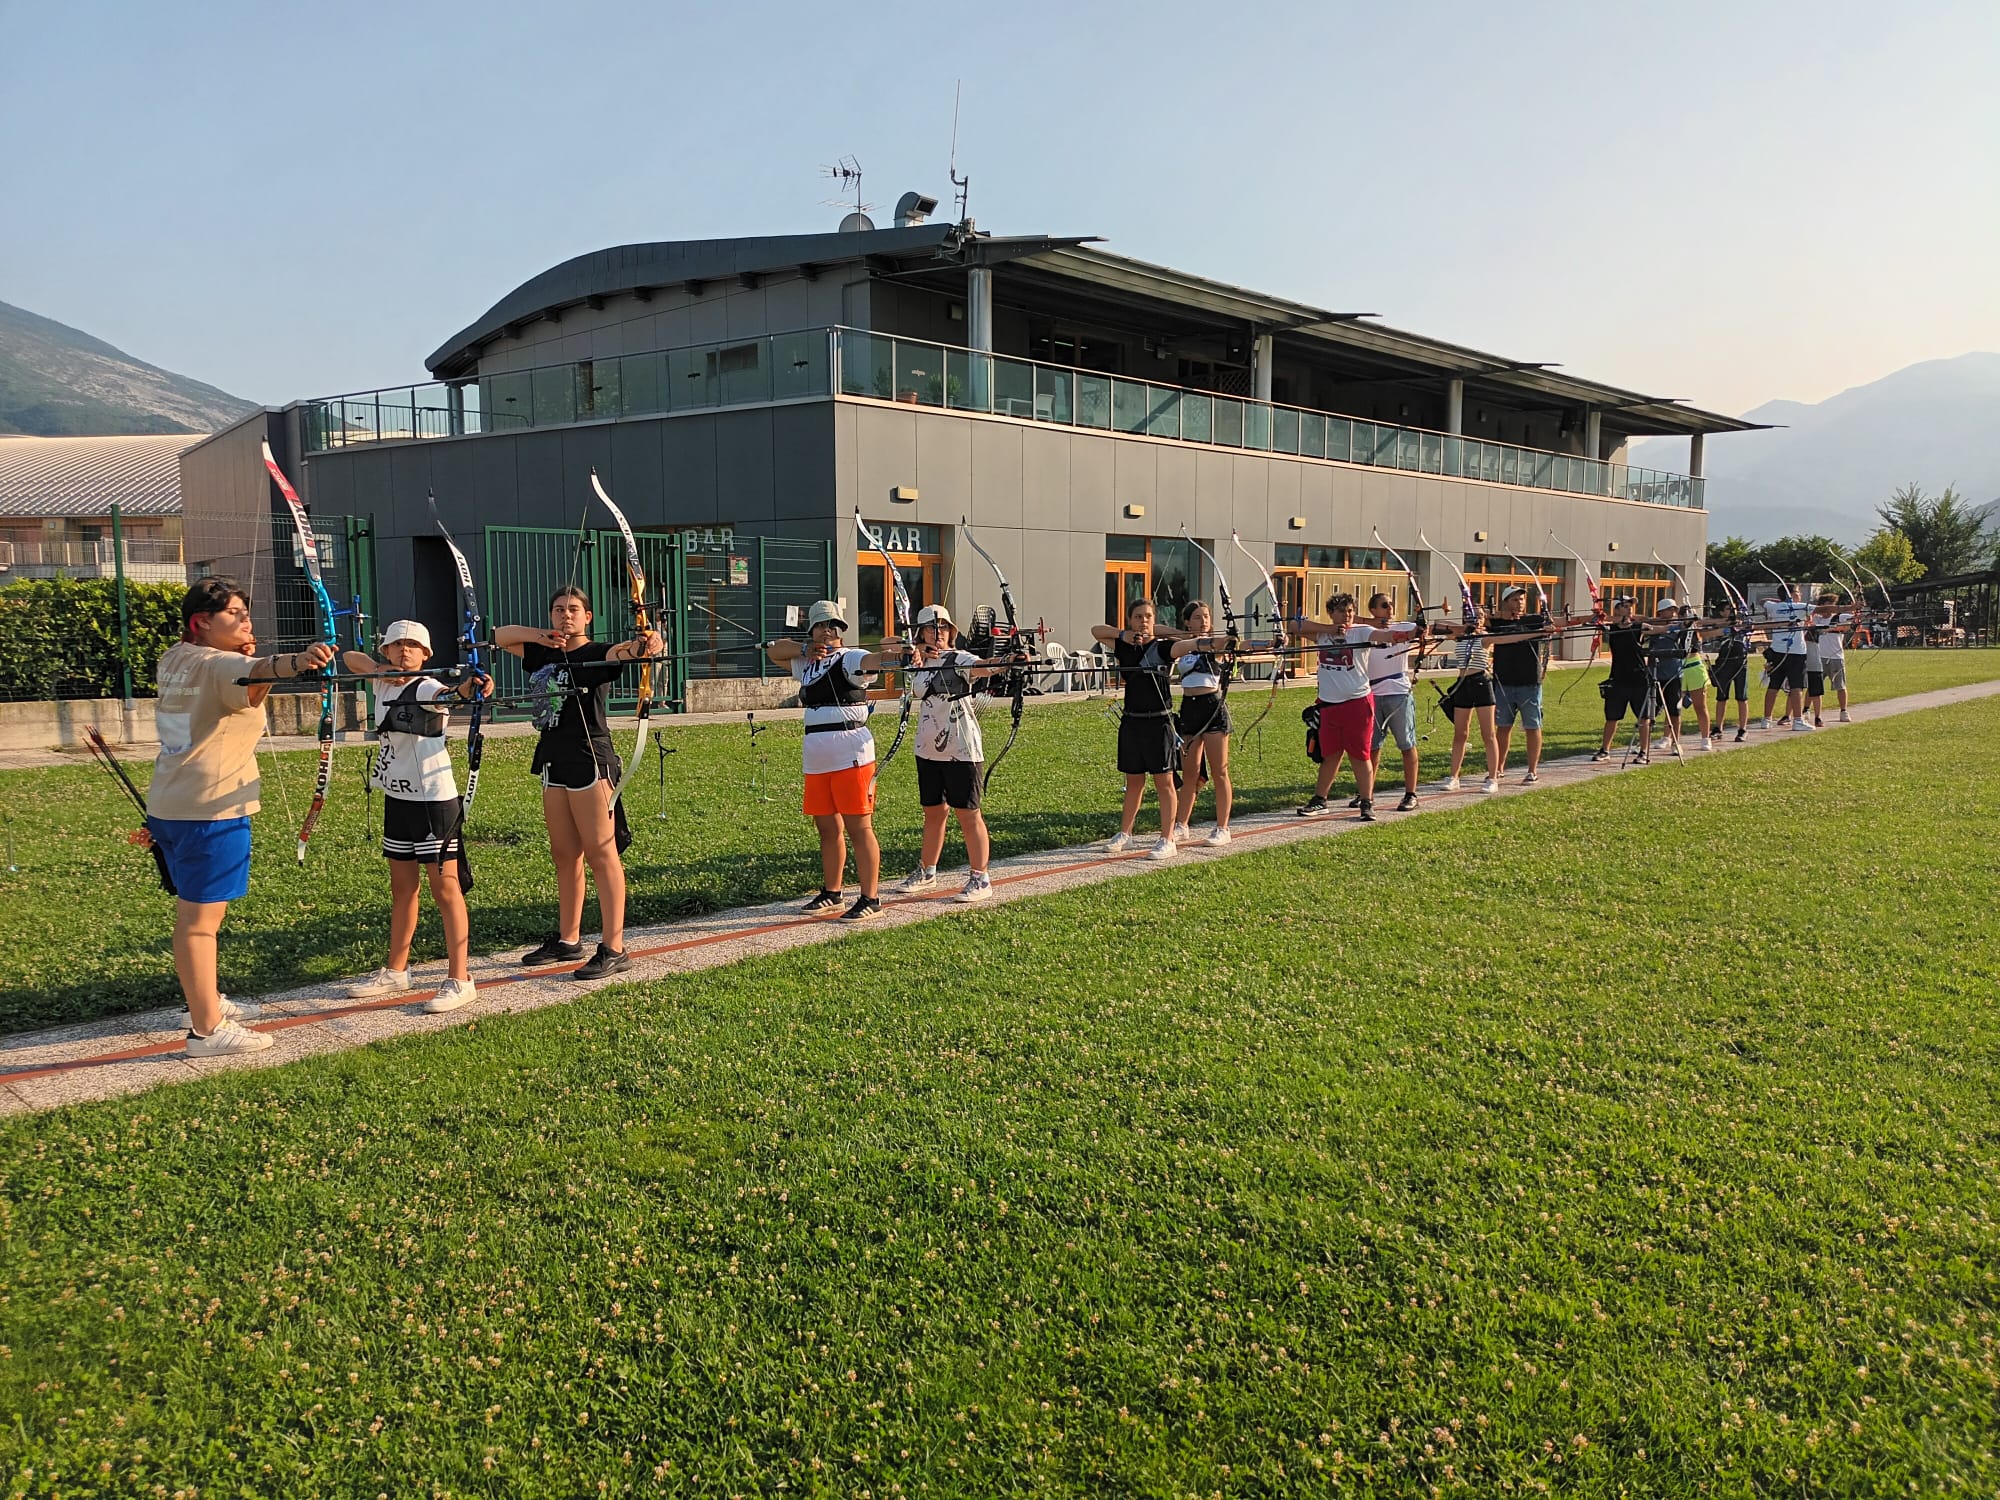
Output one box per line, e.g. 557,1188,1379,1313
1657,598,1678,611
914,603,956,629
381,619,432,651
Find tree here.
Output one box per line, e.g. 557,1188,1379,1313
1851,528,1925,587
1703,535,1759,609
1875,483,1991,578
1761,534,1845,590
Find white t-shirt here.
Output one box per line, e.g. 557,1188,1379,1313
914,650,986,763
793,649,878,776
1313,624,1381,705
370,678,459,802
1367,625,1421,699
1764,599,1810,656
1816,613,1851,661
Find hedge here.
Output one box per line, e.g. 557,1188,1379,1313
0,576,185,701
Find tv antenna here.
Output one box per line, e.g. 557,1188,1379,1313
948,81,971,222
820,155,873,216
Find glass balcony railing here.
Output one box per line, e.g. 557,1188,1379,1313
832,328,1703,509
302,326,1703,510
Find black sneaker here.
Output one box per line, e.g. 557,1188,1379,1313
1356,800,1376,822
520,936,585,966
1396,791,1419,812
1347,794,1363,808
1734,730,1747,743
1297,795,1331,819
1589,749,1610,763
801,889,844,914
840,895,883,922
571,943,632,981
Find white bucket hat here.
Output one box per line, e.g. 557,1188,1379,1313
381,619,432,651
914,604,956,630
806,600,847,630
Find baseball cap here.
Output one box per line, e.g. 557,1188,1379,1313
806,600,847,630
1657,597,1678,612
381,619,432,651
1501,585,1526,601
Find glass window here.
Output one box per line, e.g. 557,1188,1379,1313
856,563,888,644
531,365,575,426
577,358,620,419
771,330,827,400
1150,537,1199,625
841,330,894,398
484,371,532,430
669,345,713,408
1077,374,1112,429
993,357,1036,418
1272,406,1299,454
1145,386,1180,439
1105,534,1148,562
1275,544,1305,567
1112,379,1149,434
947,348,987,411
1034,366,1073,423
1181,393,1212,443
621,353,665,415
895,339,944,406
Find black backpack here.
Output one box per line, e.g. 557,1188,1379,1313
1301,703,1323,764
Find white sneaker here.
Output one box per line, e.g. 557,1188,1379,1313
956,872,993,903
1170,822,1190,844
1439,776,1461,792
185,1018,273,1057
344,967,412,1000
1522,771,1540,784
1480,777,1499,794
1700,736,1714,751
424,978,478,1014
1147,837,1179,860
1205,826,1231,847
896,867,939,893
1758,717,1771,730
1838,710,1851,722
178,994,260,1028
1790,719,1814,732
1104,831,1133,854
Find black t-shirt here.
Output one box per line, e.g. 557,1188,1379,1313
1113,636,1176,715
1605,624,1647,683
1488,612,1550,687
520,640,626,756
1712,631,1748,675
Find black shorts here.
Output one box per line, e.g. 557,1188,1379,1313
1602,677,1656,722
1443,672,1495,712
1176,693,1231,739
535,739,622,791
1769,653,1807,692
1807,669,1825,697
382,797,472,889
917,757,983,810
1117,712,1177,775
1713,665,1748,701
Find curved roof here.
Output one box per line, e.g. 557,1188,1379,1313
0,433,202,519
427,225,1094,379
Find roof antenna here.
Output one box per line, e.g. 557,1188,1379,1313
820,155,875,232
948,81,971,224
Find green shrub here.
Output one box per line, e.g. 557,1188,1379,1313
0,576,184,700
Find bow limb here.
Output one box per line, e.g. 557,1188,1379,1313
1648,550,1693,609
856,510,915,777
1547,530,1604,702
1418,531,1477,624
1179,525,1239,690
261,440,338,863
1373,527,1435,677
587,471,654,806
428,491,487,855
961,519,1027,794
1228,529,1285,752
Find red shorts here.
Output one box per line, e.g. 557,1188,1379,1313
1318,697,1375,763
804,763,877,817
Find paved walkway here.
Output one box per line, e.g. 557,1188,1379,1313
7,677,1997,1116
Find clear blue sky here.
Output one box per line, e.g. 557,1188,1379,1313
2,0,1993,417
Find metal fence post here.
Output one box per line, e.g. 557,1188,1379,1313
757,535,768,679
111,503,135,725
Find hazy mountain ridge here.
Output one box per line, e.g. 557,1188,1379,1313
1633,352,2000,543
0,299,255,436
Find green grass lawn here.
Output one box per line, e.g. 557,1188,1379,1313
2,695,1997,1495
3,647,1997,1034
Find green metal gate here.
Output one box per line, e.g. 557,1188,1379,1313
483,526,687,719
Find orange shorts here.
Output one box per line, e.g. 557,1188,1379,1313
803,763,877,817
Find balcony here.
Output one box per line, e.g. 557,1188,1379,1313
0,536,185,584
302,327,1703,510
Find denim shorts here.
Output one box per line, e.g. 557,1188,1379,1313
1494,680,1544,730
1371,691,1417,752
145,815,252,904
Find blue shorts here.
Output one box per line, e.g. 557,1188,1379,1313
1495,681,1544,730
146,816,252,904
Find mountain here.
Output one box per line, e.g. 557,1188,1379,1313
0,299,256,437
1631,352,2000,543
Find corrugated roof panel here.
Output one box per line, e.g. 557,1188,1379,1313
0,434,203,519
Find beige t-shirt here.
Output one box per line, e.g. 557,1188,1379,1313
148,643,266,821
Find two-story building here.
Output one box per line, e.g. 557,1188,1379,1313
193,205,1758,683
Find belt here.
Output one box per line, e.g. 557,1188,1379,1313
804,718,867,735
